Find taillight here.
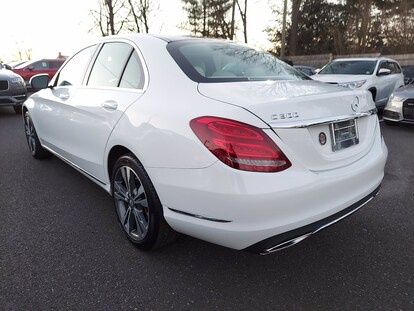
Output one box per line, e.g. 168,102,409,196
190,116,291,172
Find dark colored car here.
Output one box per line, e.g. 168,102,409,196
12,58,65,87
294,65,316,76
0,68,27,113
401,65,414,85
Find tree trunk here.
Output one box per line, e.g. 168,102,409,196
289,0,302,56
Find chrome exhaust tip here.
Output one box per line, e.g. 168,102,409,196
259,232,313,255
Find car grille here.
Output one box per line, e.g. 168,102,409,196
0,80,9,91
403,99,414,121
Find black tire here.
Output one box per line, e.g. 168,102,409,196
13,105,22,114
111,153,179,250
24,111,52,159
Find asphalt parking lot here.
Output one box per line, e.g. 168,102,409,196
0,107,413,310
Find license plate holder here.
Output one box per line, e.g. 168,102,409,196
330,119,359,151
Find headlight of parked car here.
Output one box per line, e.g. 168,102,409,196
387,94,405,108
338,80,367,89
11,77,25,85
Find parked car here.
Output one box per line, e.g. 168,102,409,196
6,60,28,69
383,84,414,125
294,65,316,76
0,67,27,113
401,65,414,85
23,34,387,254
312,57,404,109
12,58,65,87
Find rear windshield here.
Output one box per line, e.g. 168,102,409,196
318,60,377,75
167,40,309,83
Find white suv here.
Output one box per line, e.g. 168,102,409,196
313,57,404,108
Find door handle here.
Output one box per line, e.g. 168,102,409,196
59,93,70,100
102,100,118,110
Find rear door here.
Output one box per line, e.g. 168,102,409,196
35,41,147,182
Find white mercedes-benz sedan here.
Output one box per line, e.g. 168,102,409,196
23,34,388,254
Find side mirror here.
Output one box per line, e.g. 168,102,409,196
29,74,49,91
378,68,391,76
315,68,321,74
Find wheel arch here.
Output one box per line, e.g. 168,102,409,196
368,87,377,101
107,145,133,182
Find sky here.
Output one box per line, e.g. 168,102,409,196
0,0,274,63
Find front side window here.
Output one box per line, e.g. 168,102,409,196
87,42,133,88
31,61,48,70
55,45,96,87
167,40,308,83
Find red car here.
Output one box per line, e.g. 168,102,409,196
12,59,65,86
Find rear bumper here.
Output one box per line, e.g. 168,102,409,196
148,134,387,251
143,109,388,251
244,184,381,254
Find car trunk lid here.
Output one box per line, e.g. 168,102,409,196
197,80,379,171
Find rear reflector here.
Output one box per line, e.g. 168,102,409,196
190,116,291,172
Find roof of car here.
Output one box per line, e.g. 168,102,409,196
332,57,397,62
103,33,244,45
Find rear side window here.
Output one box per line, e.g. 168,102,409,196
119,51,145,89
87,42,133,88
390,62,401,74
50,60,64,68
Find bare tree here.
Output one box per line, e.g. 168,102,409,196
15,41,32,60
182,0,233,38
380,0,414,54
209,0,233,38
236,0,248,43
289,0,302,56
127,0,154,33
90,0,130,36
356,0,372,53
182,0,205,36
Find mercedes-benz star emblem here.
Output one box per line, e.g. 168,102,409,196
351,97,359,112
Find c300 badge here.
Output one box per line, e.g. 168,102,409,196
271,112,299,120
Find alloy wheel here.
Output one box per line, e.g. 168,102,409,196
24,115,36,155
113,165,149,241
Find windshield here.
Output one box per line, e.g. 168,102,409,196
318,60,377,75
167,40,309,83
